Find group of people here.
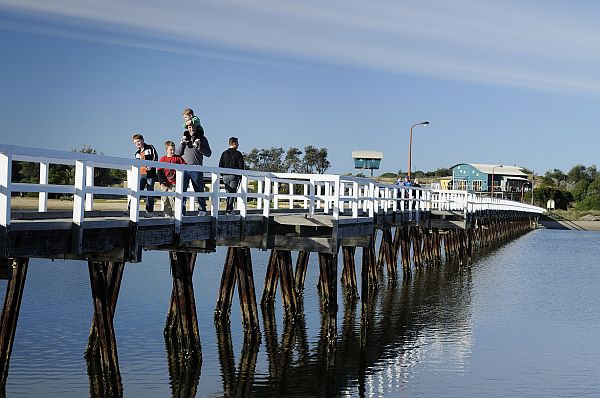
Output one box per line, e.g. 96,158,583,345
131,108,244,217
394,175,421,188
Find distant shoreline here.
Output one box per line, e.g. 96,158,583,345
538,219,600,231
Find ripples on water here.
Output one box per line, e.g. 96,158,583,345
2,229,600,397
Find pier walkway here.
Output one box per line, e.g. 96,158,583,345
0,144,544,394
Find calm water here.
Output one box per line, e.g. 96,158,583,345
2,228,600,397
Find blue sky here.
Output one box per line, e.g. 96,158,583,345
1,0,599,175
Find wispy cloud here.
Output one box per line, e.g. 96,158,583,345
2,0,600,95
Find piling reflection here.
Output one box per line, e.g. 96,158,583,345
86,353,123,398
215,318,259,397
165,333,201,398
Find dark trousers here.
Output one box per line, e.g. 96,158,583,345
182,171,206,212
129,176,155,212
223,175,240,212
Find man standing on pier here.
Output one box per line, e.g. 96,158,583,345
131,133,158,217
218,137,245,214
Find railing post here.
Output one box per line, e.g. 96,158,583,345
73,160,87,226
273,181,279,210
352,181,359,218
211,171,220,219
0,153,12,228
303,184,308,209
308,180,316,216
239,174,248,217
392,185,398,212
332,176,340,220
38,162,49,212
324,181,331,214
263,177,271,218
288,182,293,210
85,164,94,211
316,183,322,210
257,179,263,210
72,160,87,254
368,182,375,218
400,188,405,212
128,165,141,223
174,170,183,234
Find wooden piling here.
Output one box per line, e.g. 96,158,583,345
215,247,260,333
85,261,125,360
261,250,298,318
381,227,396,279
399,226,412,278
341,246,359,298
215,248,237,320
0,258,28,388
294,251,310,295
87,260,123,395
277,250,298,317
411,227,424,269
318,252,338,343
165,251,201,364
261,250,279,306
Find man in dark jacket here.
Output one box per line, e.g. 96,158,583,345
218,137,245,214
131,133,158,217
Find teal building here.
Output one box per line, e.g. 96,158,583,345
451,163,529,198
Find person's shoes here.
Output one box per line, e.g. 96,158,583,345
144,212,154,218
226,210,233,215
197,210,207,217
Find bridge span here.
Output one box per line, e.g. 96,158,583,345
0,144,544,394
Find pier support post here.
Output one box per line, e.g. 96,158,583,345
215,247,260,333
260,250,297,318
165,251,201,364
399,226,411,278
379,227,396,279
341,246,359,298
318,252,338,343
0,258,28,388
85,262,125,360
87,260,123,395
411,227,424,269
294,251,310,295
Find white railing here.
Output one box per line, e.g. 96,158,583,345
0,144,545,230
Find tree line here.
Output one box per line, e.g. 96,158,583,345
244,146,331,174
533,164,600,210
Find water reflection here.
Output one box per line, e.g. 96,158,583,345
205,254,473,397
215,319,259,397
165,333,201,398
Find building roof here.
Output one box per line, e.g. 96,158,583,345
352,150,383,159
451,163,528,177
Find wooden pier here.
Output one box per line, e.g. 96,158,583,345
0,144,544,394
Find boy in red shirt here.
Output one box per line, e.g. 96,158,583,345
157,140,186,216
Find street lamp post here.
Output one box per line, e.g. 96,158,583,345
408,121,429,179
490,164,502,197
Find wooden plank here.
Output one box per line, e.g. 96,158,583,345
272,214,335,227
273,236,336,253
